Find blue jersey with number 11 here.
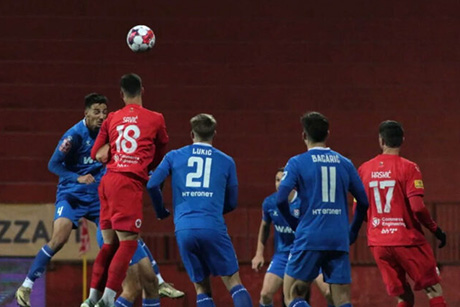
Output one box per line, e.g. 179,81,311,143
280,147,366,252
154,143,238,232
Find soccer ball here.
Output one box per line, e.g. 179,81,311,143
126,25,155,52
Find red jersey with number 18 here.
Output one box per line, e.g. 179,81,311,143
358,154,427,247
93,104,169,181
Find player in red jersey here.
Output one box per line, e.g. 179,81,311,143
357,120,447,307
83,73,169,307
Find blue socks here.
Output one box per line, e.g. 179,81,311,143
115,296,133,307
288,298,311,307
26,245,55,281
142,298,160,306
260,303,273,307
339,304,352,307
197,293,215,306
230,285,253,307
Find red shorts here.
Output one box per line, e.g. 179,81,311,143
370,243,440,296
99,171,144,233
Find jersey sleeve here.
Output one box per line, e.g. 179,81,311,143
227,158,238,187
405,163,425,198
48,131,80,182
91,114,111,160
155,114,169,145
261,197,272,223
147,152,173,189
279,157,298,190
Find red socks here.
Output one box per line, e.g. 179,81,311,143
90,243,118,291
106,240,138,291
430,296,447,307
397,302,413,307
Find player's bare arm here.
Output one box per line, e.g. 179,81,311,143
251,220,270,272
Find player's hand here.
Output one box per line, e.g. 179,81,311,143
251,254,264,272
157,208,170,220
96,143,110,163
77,174,95,184
434,227,447,248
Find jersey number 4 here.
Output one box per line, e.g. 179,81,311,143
186,157,212,188
115,124,140,154
369,180,396,213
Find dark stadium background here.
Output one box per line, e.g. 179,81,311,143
0,1,459,306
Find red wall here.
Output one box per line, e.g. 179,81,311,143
1,1,460,306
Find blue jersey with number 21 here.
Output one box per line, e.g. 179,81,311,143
280,147,366,253
152,143,238,232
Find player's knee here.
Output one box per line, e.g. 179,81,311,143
260,290,274,304
122,281,142,301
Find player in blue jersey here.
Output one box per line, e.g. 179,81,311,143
252,167,332,307
147,113,253,307
276,112,369,307
15,93,108,307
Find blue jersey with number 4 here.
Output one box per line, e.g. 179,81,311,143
280,147,366,252
152,143,238,231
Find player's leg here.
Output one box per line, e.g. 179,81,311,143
176,229,216,306
201,229,252,307
398,243,446,307
322,251,353,307
282,274,312,307
96,174,143,307
114,241,148,307
16,200,75,307
259,272,283,306
259,252,287,306
370,246,413,307
194,277,215,307
140,239,184,298
138,256,161,307
313,273,334,307
283,250,324,306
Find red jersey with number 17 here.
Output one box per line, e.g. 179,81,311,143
358,154,427,247
93,104,169,182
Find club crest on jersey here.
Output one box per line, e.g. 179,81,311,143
372,217,380,228
292,208,300,218
59,136,73,153
135,219,142,228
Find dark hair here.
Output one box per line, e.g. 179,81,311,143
276,167,284,174
379,120,404,148
120,73,142,98
85,93,108,109
190,113,217,141
300,111,329,142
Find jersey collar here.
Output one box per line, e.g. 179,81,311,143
193,142,212,147
308,147,330,151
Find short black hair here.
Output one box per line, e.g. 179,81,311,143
190,113,217,141
379,120,404,148
300,111,329,143
276,167,284,174
85,93,108,109
120,73,142,98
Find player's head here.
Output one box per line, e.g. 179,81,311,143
84,93,108,131
275,167,284,191
190,113,217,142
379,120,404,149
300,111,329,143
120,73,143,99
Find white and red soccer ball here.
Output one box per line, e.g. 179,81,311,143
126,25,155,52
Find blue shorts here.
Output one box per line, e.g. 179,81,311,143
285,250,351,284
176,229,239,283
96,228,149,267
54,194,99,228
267,251,290,278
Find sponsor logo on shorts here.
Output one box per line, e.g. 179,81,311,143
372,217,380,228
135,219,142,228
